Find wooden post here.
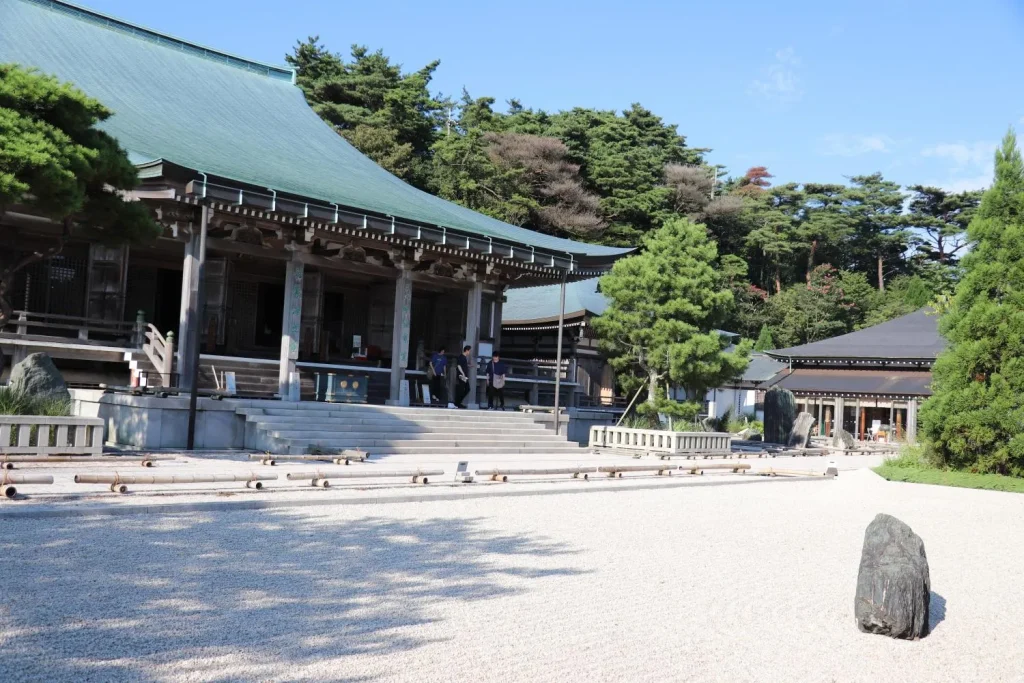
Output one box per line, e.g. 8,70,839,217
278,253,304,401
896,406,903,441
463,280,483,407
907,400,918,443
553,272,567,435
389,268,413,404
858,404,865,441
177,226,202,391
824,406,832,438
185,205,210,450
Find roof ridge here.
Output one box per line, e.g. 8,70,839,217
23,0,296,83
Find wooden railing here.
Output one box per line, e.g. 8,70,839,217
142,324,176,387
0,416,104,455
7,310,138,344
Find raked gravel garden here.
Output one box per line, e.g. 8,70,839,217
1,466,1023,682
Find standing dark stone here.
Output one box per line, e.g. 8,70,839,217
763,386,796,444
855,513,931,639
8,353,71,402
788,411,816,447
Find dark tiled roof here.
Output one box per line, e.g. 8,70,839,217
766,309,945,362
741,354,787,383
765,368,933,396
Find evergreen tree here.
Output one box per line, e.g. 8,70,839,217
843,173,909,291
593,219,750,412
921,130,1024,475
754,325,774,351
287,38,444,186
0,65,159,330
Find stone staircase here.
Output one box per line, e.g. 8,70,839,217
238,403,587,457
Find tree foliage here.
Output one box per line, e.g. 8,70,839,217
593,219,750,410
921,130,1024,475
286,38,981,341
0,64,159,328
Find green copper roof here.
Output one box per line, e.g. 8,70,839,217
0,0,628,260
503,277,609,324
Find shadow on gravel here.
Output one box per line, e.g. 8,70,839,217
0,509,585,681
929,591,947,632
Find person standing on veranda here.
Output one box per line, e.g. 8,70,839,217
454,345,472,409
428,346,448,405
485,352,507,410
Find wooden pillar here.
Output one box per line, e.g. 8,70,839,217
858,401,865,441
492,286,505,352
464,280,483,407
834,397,845,437
816,398,823,436
177,227,201,390
824,406,832,438
389,268,413,404
907,400,918,444
278,254,304,401
896,405,903,441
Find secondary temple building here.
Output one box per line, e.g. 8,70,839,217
762,310,944,443
0,0,627,408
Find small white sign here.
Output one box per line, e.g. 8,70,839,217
398,379,410,407
224,372,237,395
421,384,431,404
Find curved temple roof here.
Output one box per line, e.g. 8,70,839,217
766,309,945,363
503,277,609,324
0,0,630,263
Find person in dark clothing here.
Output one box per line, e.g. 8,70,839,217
428,346,448,404
454,345,472,408
485,352,508,410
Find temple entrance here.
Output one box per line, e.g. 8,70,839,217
152,269,181,337
254,282,284,348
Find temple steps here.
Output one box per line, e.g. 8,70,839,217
239,403,585,456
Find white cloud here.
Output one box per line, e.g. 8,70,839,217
748,47,802,104
819,134,893,157
920,140,996,192
921,141,995,169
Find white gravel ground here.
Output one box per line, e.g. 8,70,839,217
2,468,1023,682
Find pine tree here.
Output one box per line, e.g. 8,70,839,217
593,218,750,412
0,65,158,331
754,325,774,351
920,130,1024,475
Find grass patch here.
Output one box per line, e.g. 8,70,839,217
0,387,71,416
874,446,1024,494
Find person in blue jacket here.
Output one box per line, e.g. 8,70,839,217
429,346,448,404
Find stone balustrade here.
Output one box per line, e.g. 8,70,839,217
589,426,732,456
0,416,104,455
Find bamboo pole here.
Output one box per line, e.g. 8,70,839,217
248,451,367,466
683,464,751,474
474,467,597,482
597,464,676,477
286,469,442,484
0,455,174,468
754,467,838,478
74,472,276,493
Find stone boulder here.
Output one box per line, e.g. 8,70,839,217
787,411,816,448
855,513,931,639
832,427,856,450
8,353,71,402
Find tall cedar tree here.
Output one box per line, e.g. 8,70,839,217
593,219,750,409
921,130,1024,475
0,64,158,331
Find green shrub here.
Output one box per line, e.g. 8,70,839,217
0,387,71,416
883,445,928,469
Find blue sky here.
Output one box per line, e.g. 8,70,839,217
82,0,1024,192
